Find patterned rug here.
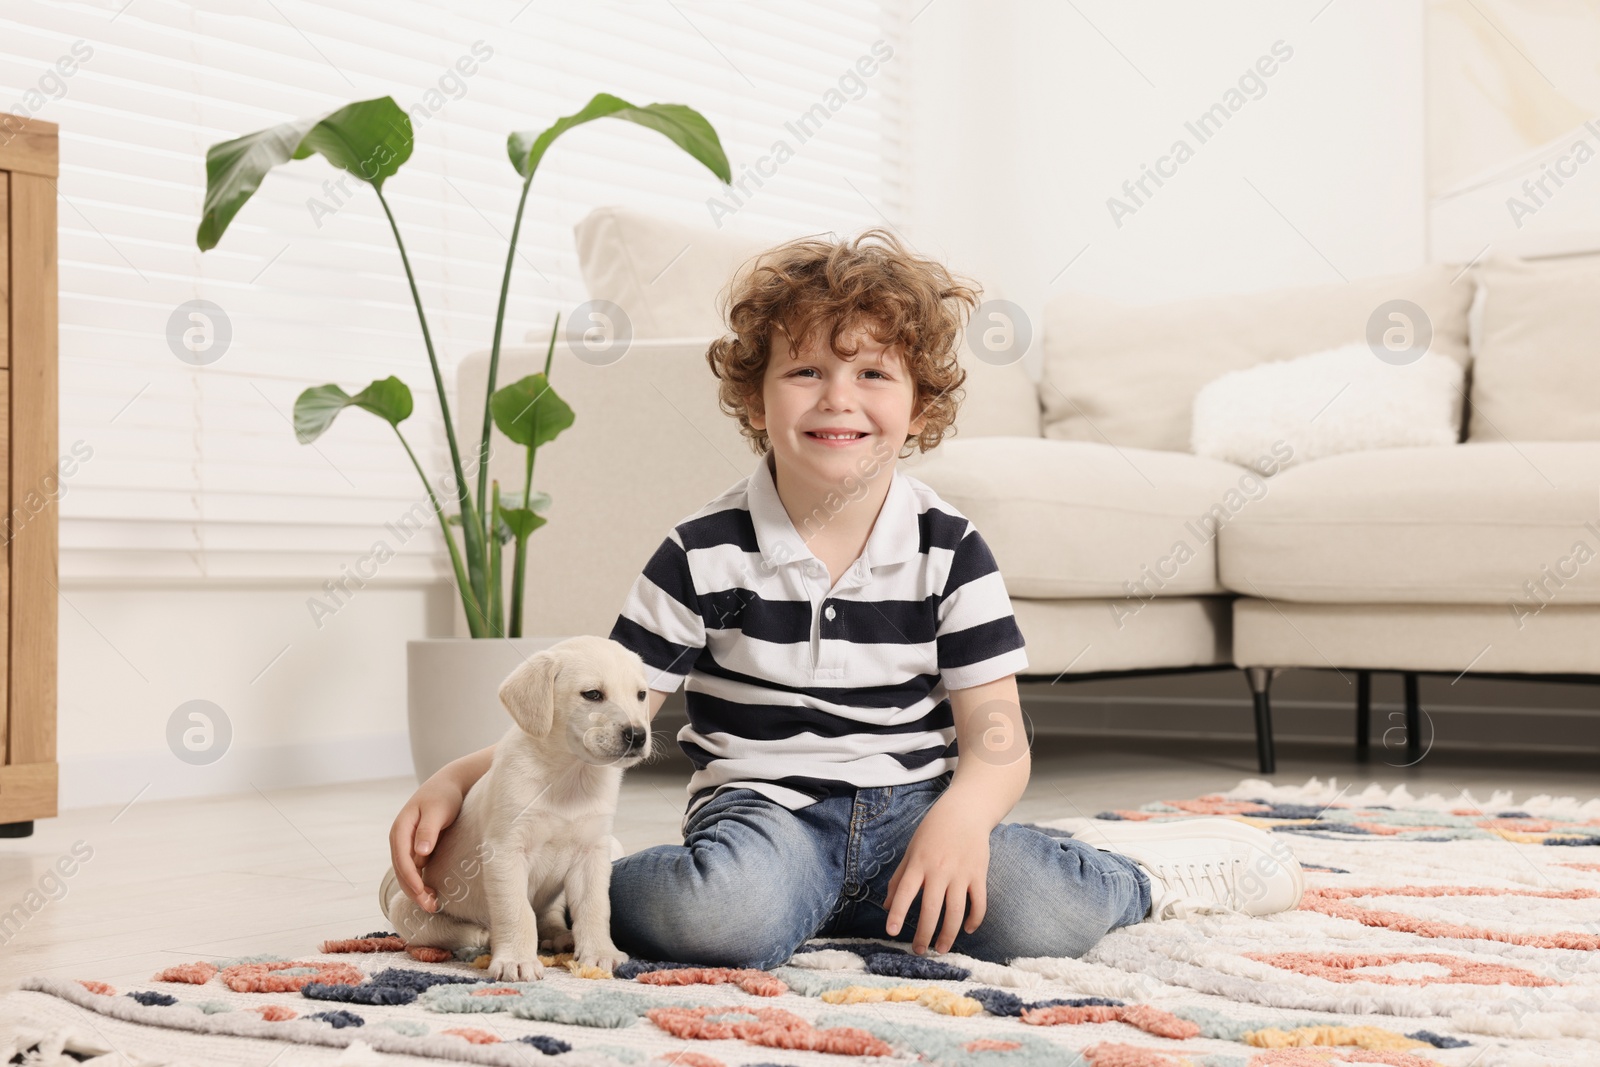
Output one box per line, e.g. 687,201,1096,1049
4,776,1598,1067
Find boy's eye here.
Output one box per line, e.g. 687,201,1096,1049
792,367,888,379
581,689,603,701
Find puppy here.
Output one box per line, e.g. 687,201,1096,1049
384,635,653,980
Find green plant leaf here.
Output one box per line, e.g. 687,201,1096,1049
450,493,548,528
497,490,552,514
198,96,414,250
490,374,574,449
294,376,413,443
507,93,730,184
496,507,547,542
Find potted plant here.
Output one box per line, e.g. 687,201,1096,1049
195,92,730,779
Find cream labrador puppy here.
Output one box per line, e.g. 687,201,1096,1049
382,635,653,980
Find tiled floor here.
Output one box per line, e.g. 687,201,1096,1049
3,733,1595,994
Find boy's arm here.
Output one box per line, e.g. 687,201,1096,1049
937,674,1029,830
435,744,493,794
929,522,1031,829
883,674,1027,949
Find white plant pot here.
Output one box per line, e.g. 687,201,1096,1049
405,636,569,783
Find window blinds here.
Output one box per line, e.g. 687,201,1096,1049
1,0,906,581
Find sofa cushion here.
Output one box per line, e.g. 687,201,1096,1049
950,326,1043,440
1039,264,1475,453
1232,600,1600,674
903,437,1264,600
1014,596,1231,674
1190,343,1464,470
573,205,770,338
1467,255,1600,443
1218,443,1600,604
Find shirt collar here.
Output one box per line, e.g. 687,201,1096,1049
747,450,921,572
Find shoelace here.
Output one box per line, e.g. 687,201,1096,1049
1148,858,1244,918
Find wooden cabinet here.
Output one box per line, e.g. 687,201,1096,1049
0,118,59,838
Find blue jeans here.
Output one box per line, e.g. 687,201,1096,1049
608,771,1151,968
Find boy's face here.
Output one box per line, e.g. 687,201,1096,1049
748,319,927,485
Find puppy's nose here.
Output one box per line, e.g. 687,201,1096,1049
621,725,646,752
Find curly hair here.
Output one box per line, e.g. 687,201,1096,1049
704,227,979,458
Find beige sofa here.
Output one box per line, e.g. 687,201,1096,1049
456,206,1600,773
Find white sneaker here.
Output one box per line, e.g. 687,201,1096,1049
1069,817,1305,920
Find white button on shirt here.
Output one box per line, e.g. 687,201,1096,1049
610,449,1030,835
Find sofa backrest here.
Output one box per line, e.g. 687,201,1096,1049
573,205,771,339
1038,264,1476,453
1467,254,1600,442
572,204,1042,439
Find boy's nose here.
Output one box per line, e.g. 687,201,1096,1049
821,380,857,407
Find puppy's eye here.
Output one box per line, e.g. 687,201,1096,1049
637,690,647,702
581,689,603,701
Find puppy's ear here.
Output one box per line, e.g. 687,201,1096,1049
499,651,559,737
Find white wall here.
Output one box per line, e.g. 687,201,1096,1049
1425,0,1600,261
900,0,1428,382
52,1,1434,809
56,581,449,809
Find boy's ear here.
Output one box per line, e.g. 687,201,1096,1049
908,399,928,436
499,651,559,737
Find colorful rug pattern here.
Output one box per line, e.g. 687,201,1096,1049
5,777,1598,1066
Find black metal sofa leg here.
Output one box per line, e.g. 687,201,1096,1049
1404,672,1422,766
1356,670,1372,762
1245,667,1277,775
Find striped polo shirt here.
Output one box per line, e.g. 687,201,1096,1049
608,449,1029,834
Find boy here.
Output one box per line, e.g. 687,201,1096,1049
386,228,1303,968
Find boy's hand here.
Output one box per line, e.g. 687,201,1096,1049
882,798,990,955
388,777,466,913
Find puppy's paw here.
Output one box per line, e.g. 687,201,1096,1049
487,955,545,982
576,941,629,975
539,928,575,954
